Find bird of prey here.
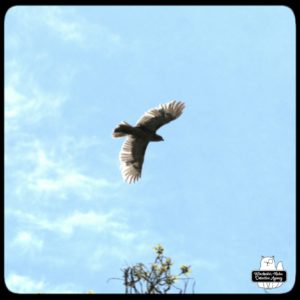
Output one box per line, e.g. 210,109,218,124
113,100,185,183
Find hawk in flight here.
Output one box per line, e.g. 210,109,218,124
113,100,185,183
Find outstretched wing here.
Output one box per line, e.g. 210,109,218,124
119,136,149,183
136,100,185,132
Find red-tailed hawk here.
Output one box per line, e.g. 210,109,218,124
113,100,185,183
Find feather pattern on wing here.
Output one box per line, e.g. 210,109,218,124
135,100,185,132
119,136,149,183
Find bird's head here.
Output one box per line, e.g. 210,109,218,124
153,134,164,142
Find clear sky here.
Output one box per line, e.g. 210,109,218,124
5,6,295,294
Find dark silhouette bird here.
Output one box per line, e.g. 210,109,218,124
113,100,185,183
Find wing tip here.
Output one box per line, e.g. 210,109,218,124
122,171,141,184
120,161,142,184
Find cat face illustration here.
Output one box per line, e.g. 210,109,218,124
260,256,276,270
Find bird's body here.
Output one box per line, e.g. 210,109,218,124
113,122,163,141
113,100,185,183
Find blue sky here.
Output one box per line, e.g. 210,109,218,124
4,6,295,293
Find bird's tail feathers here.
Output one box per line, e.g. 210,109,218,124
113,122,134,138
